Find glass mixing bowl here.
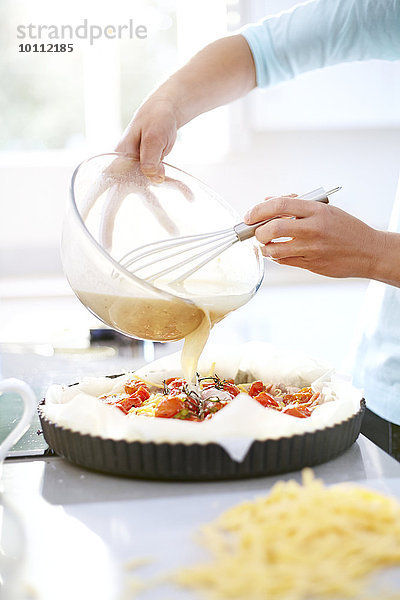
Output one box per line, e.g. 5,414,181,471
62,153,264,342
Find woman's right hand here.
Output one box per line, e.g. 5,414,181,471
115,95,179,183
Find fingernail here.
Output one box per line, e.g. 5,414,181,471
244,210,251,223
152,175,164,184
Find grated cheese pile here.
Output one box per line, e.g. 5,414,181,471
175,471,400,600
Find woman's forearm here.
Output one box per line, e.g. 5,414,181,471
370,231,400,288
151,35,256,127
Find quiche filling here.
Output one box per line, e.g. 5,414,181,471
99,375,321,421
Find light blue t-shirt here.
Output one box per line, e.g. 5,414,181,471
241,0,400,87
241,0,400,425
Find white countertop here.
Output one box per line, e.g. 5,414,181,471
2,435,400,600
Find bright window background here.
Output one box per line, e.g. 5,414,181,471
0,0,229,155
0,0,180,152
0,1,86,151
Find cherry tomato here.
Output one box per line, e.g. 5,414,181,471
293,387,313,403
249,381,264,397
255,391,280,408
155,396,184,418
133,386,150,402
124,379,150,396
283,406,311,418
164,377,186,391
127,395,145,408
282,393,295,405
116,397,136,414
222,382,240,397
282,387,314,405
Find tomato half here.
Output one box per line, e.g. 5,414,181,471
128,395,145,408
255,391,280,408
293,387,313,403
155,396,184,418
116,397,136,414
283,406,311,418
124,381,139,395
222,382,240,397
164,377,186,391
249,381,264,397
133,386,150,402
125,379,150,395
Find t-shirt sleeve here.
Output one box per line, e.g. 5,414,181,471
241,0,400,88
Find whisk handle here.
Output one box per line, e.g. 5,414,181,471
234,186,340,242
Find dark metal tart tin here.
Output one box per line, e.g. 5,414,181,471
38,379,365,480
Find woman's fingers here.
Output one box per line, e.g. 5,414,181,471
270,257,309,268
115,97,178,183
116,124,166,182
261,240,305,259
244,195,321,224
115,123,141,159
254,216,311,245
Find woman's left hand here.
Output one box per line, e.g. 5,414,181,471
244,195,384,279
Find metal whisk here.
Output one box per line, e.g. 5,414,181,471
119,186,341,285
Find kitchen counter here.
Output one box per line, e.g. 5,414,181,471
2,435,400,600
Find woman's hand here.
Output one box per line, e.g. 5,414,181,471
115,35,256,183
244,196,386,280
115,96,179,183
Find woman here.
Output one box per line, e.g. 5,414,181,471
116,0,400,459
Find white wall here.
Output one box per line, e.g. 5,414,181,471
0,154,76,277
183,128,400,230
